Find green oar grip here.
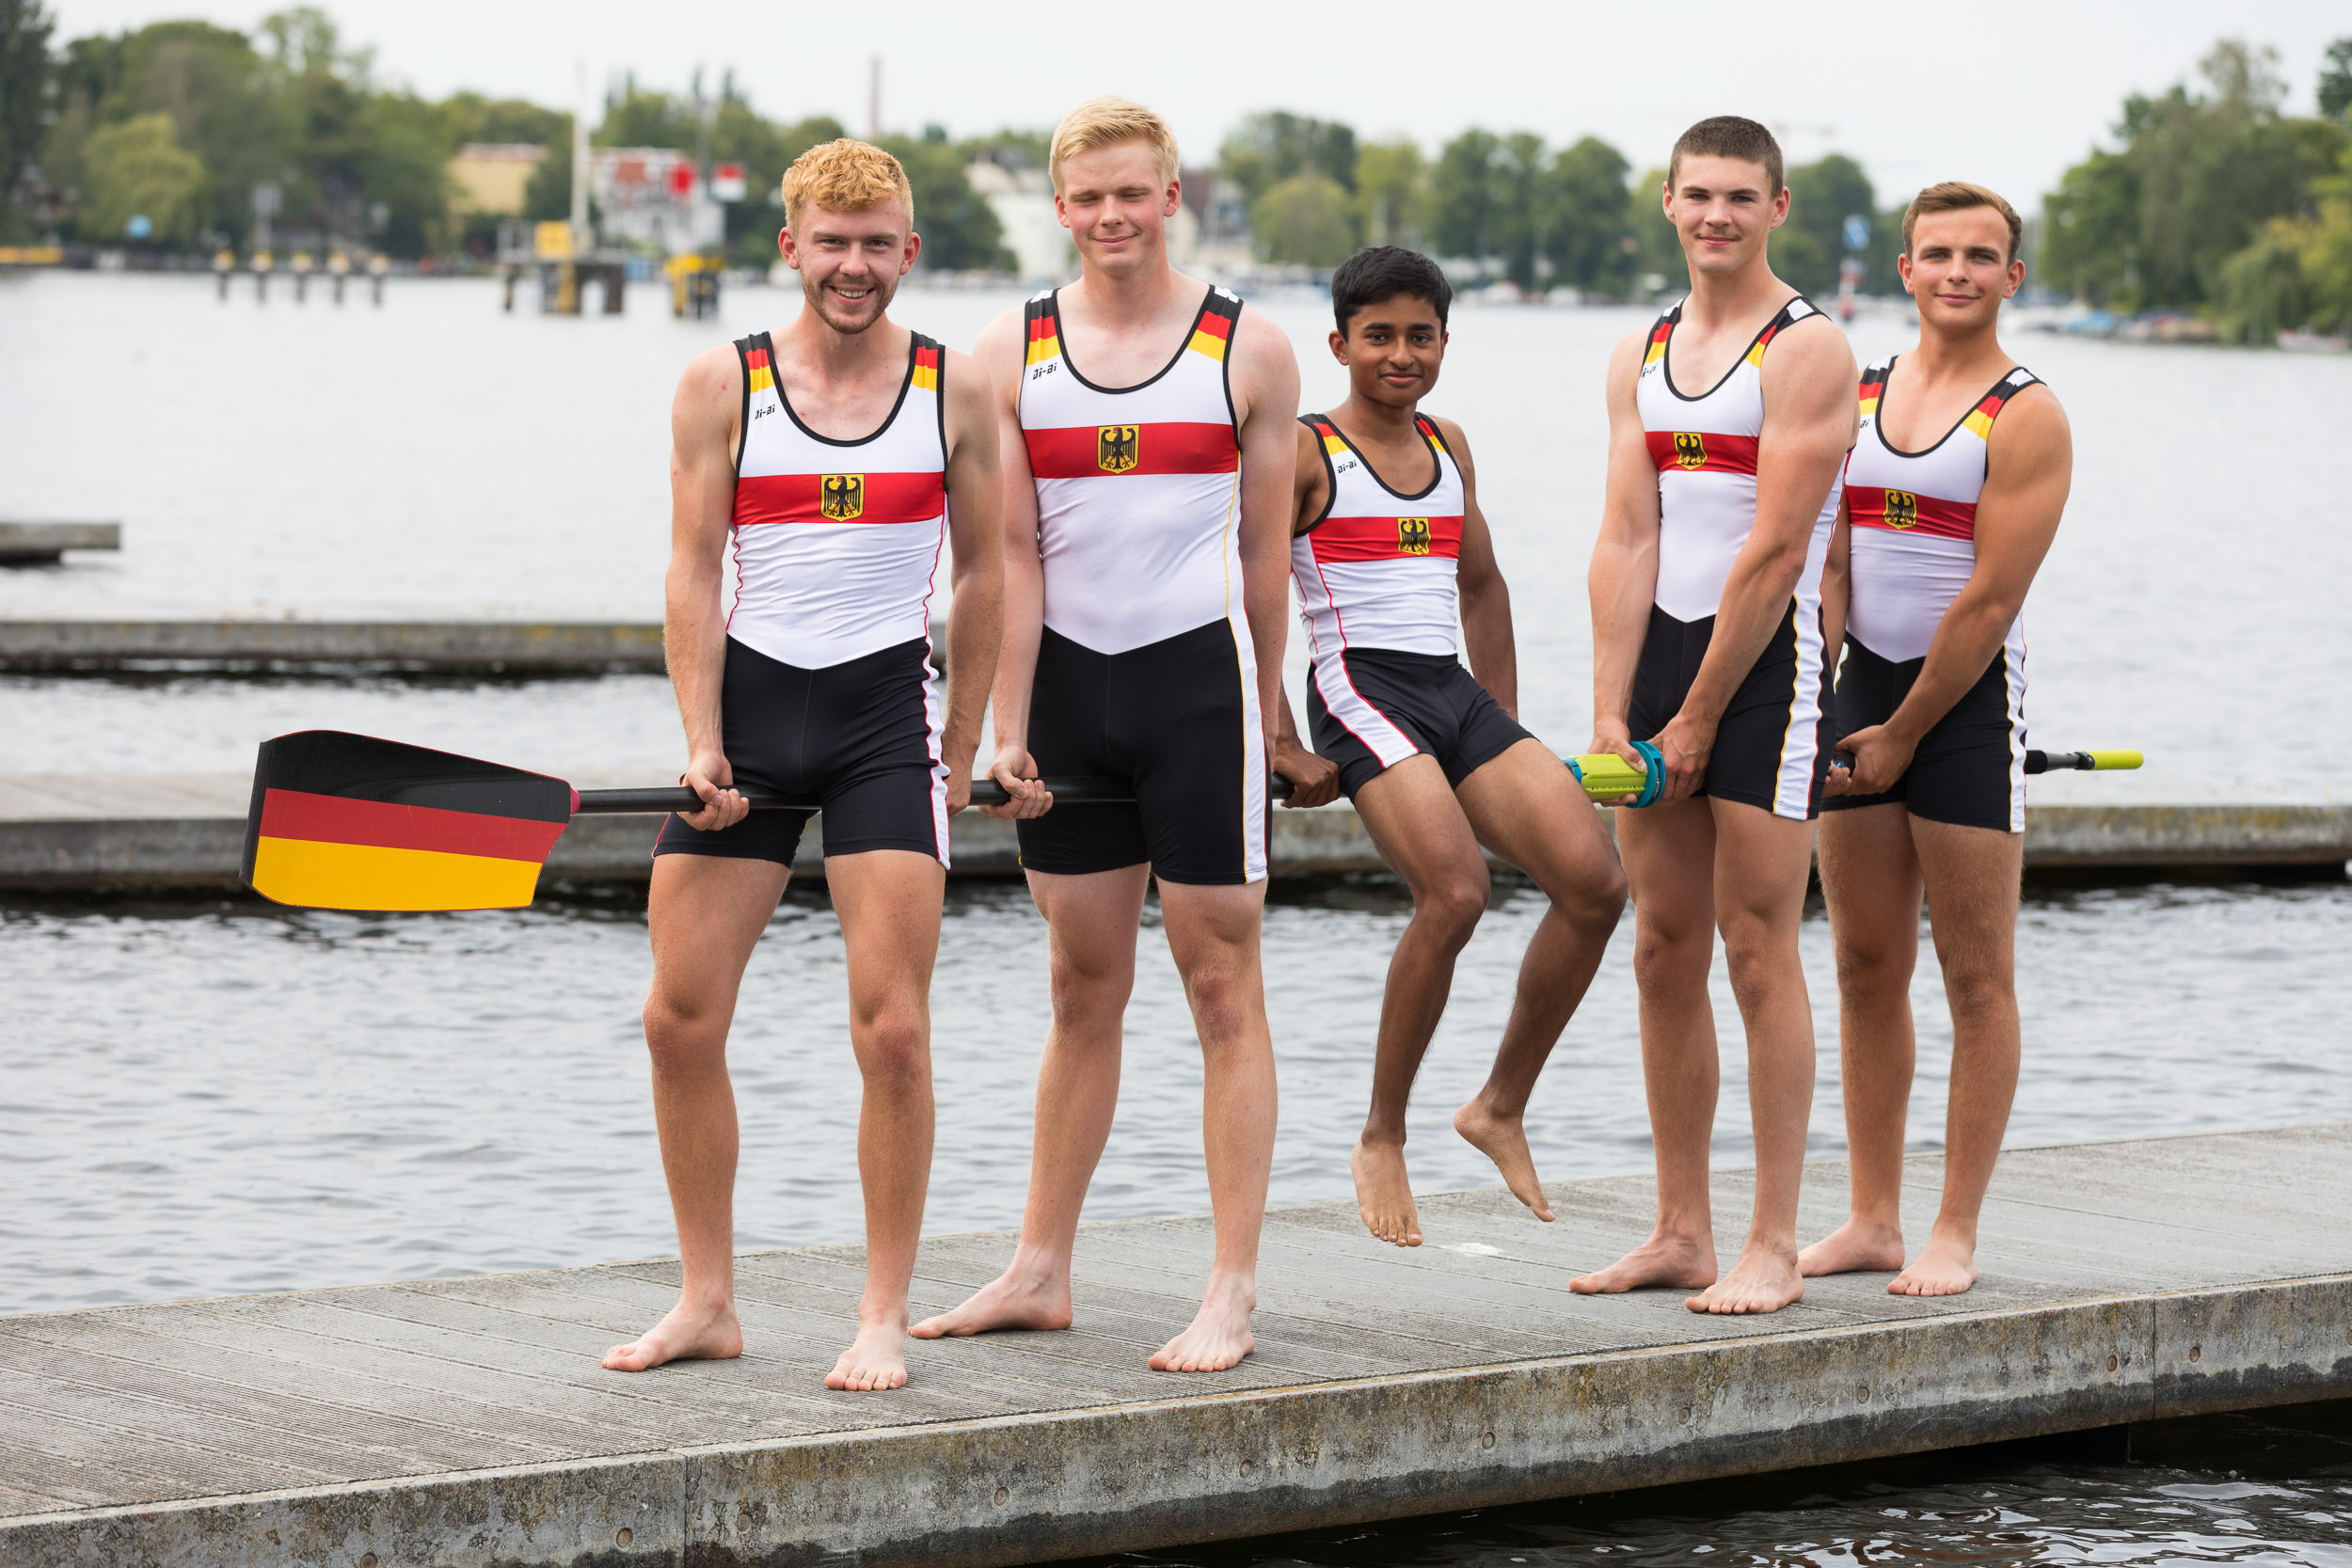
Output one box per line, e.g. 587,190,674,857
1568,741,1664,807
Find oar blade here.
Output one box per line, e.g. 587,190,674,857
242,731,573,911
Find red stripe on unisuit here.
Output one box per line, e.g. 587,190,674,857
1024,421,1240,479
1309,514,1465,562
258,788,567,862
1028,314,1057,341
1646,431,1760,477
1848,487,1978,541
1194,310,1232,341
733,470,947,527
745,348,770,367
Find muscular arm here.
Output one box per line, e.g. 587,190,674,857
973,308,1053,819
936,347,1005,815
1836,388,2072,794
1231,303,1303,753
1586,328,1662,765
664,344,750,832
1444,420,1518,720
1653,318,1855,800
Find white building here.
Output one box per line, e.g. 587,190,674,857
590,148,723,255
965,161,1069,283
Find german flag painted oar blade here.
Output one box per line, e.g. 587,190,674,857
243,731,574,911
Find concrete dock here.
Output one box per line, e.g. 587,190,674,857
0,522,120,566
0,772,2346,890
4,1124,2348,1565
0,621,666,673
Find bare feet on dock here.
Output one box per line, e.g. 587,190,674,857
824,1319,909,1390
1149,1273,1255,1372
1889,1226,1978,1296
1687,1243,1804,1314
1570,1230,1718,1294
1453,1099,1555,1223
908,1257,1073,1338
1798,1218,1906,1277
602,1296,742,1371
1351,1135,1422,1246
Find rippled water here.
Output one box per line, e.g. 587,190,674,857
1076,1406,2352,1567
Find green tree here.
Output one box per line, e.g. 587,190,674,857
1544,135,1632,294
596,80,698,150
2042,149,2141,305
1428,128,1502,263
81,111,205,243
104,22,289,245
440,92,565,148
1626,165,1684,293
1776,152,1874,298
2322,38,2352,121
2215,219,2308,340
1218,110,1356,208
1354,136,1423,246
0,0,55,236
1251,171,1353,265
881,132,1010,272
1487,131,1549,291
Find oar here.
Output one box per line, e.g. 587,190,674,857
2026,749,2142,773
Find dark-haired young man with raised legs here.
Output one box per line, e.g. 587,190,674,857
1575,117,1856,1315
1800,182,2072,1299
1283,246,1626,1249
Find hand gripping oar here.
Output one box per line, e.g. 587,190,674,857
241,730,1674,911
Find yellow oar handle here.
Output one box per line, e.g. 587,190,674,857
1568,742,1663,806
2085,749,2144,770
2026,748,2145,774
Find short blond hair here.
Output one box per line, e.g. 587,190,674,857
1048,97,1179,192
781,139,914,230
1903,182,2023,262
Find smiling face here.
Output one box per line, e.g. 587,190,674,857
1663,153,1788,277
778,198,920,334
1055,139,1180,278
1330,292,1448,410
1900,205,2024,332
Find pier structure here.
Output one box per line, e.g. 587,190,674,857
2,1126,2347,1565
0,522,119,567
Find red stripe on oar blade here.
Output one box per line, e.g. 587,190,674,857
259,788,568,863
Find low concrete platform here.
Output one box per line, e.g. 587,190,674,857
0,772,2346,890
0,620,664,673
0,522,120,566
5,1125,2349,1566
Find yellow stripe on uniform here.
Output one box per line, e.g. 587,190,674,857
748,364,775,393
250,836,544,911
1186,328,1229,360
1322,434,1348,454
1026,334,1060,366
1859,394,1881,416
1963,408,1994,439
911,364,938,390
1743,340,1769,368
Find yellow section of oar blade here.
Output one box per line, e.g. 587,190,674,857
2087,750,2144,770
250,836,544,911
1571,752,1647,800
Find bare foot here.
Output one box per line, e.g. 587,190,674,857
824,1319,909,1390
1453,1099,1556,1223
1798,1217,1907,1277
1687,1242,1804,1314
1890,1226,1978,1296
908,1254,1073,1338
1350,1135,1422,1246
602,1295,742,1371
1570,1229,1718,1294
1149,1272,1255,1372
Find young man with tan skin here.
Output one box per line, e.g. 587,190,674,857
602,140,1008,1390
910,98,1306,1372
1282,245,1627,1249
1576,117,1856,1315
1800,183,2072,1297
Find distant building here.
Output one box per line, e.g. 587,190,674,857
1177,166,1252,271
965,160,1069,283
449,144,545,217
591,148,723,255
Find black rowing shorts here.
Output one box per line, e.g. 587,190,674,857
1629,599,1831,820
1014,620,1269,885
1820,636,2027,833
1305,647,1533,800
653,635,949,867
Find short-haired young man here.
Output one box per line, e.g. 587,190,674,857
602,140,1006,1390
1800,182,2072,1297
1577,117,1856,1315
1284,246,1626,1248
910,99,1306,1371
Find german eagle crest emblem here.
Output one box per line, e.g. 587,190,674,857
818,474,865,521
1096,424,1140,473
1883,489,1918,530
1397,517,1433,556
1673,432,1707,470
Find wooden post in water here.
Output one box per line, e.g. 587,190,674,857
370,253,387,306
252,249,272,302
328,250,349,306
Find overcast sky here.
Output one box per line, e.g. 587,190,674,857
47,0,2352,208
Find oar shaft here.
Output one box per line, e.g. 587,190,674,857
2025,749,2144,774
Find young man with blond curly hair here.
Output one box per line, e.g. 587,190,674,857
603,139,1009,1392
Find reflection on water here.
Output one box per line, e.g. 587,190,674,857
1072,1404,2352,1567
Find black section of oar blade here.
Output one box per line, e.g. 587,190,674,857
250,731,573,819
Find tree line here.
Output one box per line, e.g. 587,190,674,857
2042,40,2352,341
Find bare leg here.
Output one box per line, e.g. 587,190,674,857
1345,755,1492,1246
1685,798,1818,1315
1892,816,2022,1296
911,865,1149,1338
819,849,946,1389
604,853,787,1371
1571,796,1722,1294
1150,879,1278,1371
1800,803,1919,1278
1451,739,1629,1222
